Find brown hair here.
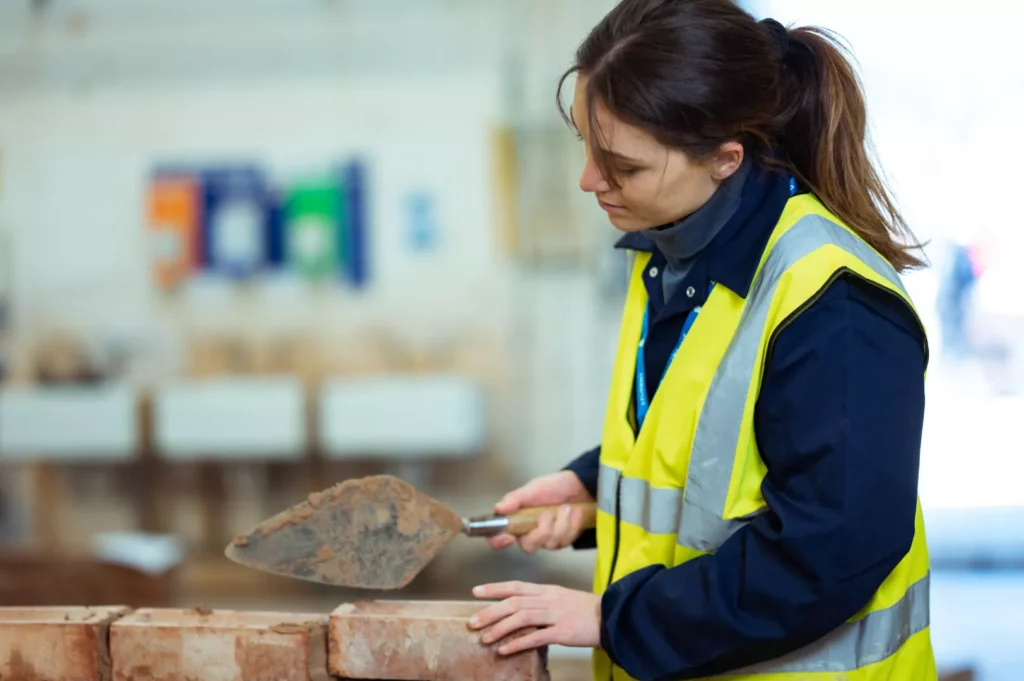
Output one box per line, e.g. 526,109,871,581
557,0,925,271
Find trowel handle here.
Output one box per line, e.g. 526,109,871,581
506,502,599,536
464,502,598,537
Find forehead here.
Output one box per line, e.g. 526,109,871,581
571,76,659,155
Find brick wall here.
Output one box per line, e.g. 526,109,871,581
0,603,548,681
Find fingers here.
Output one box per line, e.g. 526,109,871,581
497,627,554,656
545,505,576,550
469,596,527,631
481,608,552,645
517,512,553,554
487,534,517,550
472,581,543,601
567,506,587,543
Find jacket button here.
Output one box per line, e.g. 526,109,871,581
648,267,659,278
686,286,696,298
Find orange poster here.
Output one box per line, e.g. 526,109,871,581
148,174,201,289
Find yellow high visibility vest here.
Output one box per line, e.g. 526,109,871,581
592,194,936,681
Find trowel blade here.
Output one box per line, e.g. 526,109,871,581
225,475,464,590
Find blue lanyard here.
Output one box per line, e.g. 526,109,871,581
635,282,715,429
632,177,796,427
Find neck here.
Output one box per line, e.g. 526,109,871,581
643,157,752,267
642,157,752,300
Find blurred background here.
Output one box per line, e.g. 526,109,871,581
0,0,1017,679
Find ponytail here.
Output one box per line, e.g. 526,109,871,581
771,23,926,271
565,0,925,271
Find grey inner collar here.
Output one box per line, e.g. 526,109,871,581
641,156,752,302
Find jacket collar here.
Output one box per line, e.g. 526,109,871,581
614,159,796,299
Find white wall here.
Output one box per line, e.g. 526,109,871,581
0,3,519,372
0,75,503,331
0,0,623,481
0,0,621,348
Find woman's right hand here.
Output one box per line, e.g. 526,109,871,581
489,471,594,554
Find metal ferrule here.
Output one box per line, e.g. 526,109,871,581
462,515,510,537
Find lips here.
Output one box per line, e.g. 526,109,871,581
598,199,625,212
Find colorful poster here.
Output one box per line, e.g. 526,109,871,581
284,181,341,281
265,187,286,268
201,166,269,279
338,160,369,288
146,158,370,288
147,171,201,290
406,191,439,253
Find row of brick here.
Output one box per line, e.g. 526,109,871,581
0,601,548,681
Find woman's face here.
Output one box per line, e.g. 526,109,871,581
572,75,742,232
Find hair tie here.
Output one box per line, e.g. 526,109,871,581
759,18,790,57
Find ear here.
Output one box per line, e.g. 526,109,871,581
709,141,744,181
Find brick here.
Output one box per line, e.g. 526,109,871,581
329,600,549,681
0,605,130,681
110,608,329,681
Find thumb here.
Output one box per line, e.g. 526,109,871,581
494,486,530,514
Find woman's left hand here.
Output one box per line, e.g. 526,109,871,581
469,581,602,655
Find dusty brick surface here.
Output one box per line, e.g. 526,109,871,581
330,600,549,681
110,608,329,681
0,606,130,681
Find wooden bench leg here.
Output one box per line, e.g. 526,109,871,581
30,462,60,551
199,462,226,556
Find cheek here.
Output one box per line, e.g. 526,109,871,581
617,180,652,210
630,174,707,224
620,181,672,220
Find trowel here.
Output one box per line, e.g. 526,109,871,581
225,475,597,590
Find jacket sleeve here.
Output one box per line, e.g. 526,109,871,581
563,445,601,550
598,275,927,681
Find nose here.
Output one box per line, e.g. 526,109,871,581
579,157,610,194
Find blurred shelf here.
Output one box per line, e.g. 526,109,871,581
154,377,306,461
0,383,139,462
319,375,486,459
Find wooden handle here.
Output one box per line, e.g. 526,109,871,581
505,502,598,537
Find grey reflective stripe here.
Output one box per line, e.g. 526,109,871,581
598,464,750,543
739,572,931,674
597,463,620,517
621,476,682,535
597,463,683,535
679,215,910,551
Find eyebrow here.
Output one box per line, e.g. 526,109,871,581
603,149,645,166
569,103,645,166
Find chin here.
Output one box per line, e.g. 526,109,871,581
607,213,651,233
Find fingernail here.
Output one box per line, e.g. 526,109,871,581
562,505,572,516
498,645,508,655
472,586,483,596
469,616,479,627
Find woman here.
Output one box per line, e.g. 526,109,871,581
469,1,935,680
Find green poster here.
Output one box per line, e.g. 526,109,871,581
284,180,348,280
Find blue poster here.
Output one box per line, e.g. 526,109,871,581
406,191,439,253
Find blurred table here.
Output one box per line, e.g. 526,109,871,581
0,383,141,549
153,377,306,461
318,374,485,489
153,377,307,554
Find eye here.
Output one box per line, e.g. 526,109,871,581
616,167,639,178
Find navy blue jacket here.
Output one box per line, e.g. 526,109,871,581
564,164,927,680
